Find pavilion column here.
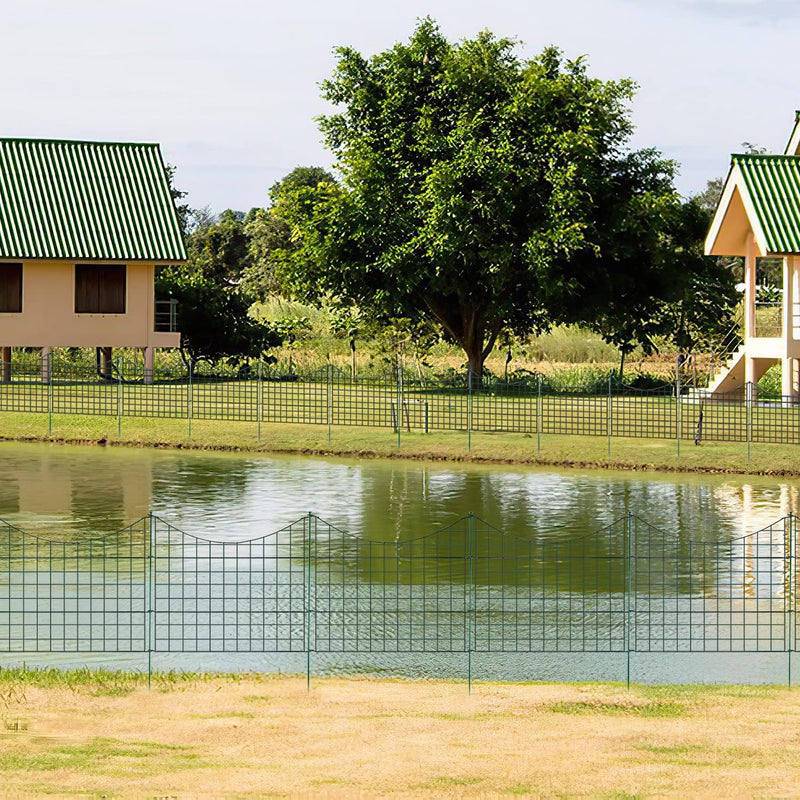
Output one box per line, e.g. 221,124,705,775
41,347,51,384
144,347,154,385
744,233,757,390
100,347,113,380
782,257,795,399
1,347,10,383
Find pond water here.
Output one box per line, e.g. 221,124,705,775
1,441,798,684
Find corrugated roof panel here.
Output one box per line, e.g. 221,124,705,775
734,154,800,254
0,138,187,261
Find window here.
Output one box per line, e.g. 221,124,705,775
0,263,22,313
75,265,126,314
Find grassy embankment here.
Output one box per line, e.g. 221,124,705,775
0,667,799,797
2,409,800,476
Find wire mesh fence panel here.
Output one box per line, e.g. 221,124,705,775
611,387,676,440
473,517,628,653
151,516,308,653
261,369,326,425
190,375,258,422
0,357,48,413
331,371,397,428
415,382,469,433
118,360,190,419
310,516,470,653
751,393,800,445
541,392,607,436
631,515,789,652
0,518,148,652
49,359,117,416
470,377,536,434
684,392,748,443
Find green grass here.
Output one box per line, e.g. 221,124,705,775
0,737,211,777
546,699,686,718
3,406,800,477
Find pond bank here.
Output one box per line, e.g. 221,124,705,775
0,670,797,797
2,410,800,477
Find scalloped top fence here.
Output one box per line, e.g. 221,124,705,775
0,511,796,660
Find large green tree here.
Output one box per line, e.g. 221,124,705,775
278,19,679,375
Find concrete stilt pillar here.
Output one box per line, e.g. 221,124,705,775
1,347,10,383
746,356,757,389
100,347,113,380
144,347,154,385
41,347,51,384
782,356,795,400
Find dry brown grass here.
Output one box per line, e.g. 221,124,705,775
1,676,800,798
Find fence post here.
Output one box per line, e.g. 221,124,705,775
306,511,313,692
147,511,154,689
397,356,403,450
327,363,333,447
47,350,53,437
790,512,795,687
257,358,262,444
467,511,474,694
188,361,193,441
117,357,123,439
676,358,681,462
746,380,753,463
537,375,542,455
467,371,474,453
626,510,633,689
607,375,612,459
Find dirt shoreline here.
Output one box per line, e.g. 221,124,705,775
3,431,800,478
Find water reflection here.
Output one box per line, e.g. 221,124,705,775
0,442,798,544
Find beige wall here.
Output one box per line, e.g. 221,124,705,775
0,259,179,348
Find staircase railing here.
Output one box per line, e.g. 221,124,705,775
705,303,744,387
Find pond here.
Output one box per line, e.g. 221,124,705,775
0,441,797,684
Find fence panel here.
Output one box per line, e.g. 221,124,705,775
0,518,148,652
632,515,789,652
311,516,470,653
151,515,308,653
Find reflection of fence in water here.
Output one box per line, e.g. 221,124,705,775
0,512,797,658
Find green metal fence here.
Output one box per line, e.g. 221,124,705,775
3,354,800,450
0,511,796,685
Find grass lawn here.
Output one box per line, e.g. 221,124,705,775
2,408,800,476
1,669,799,797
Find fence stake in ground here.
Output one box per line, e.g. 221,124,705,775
116,358,123,439
257,359,263,444
188,363,193,441
607,376,612,459
326,363,333,446
626,510,633,689
789,512,795,687
306,511,313,691
467,371,473,454
676,358,681,462
467,511,474,694
396,356,403,450
746,381,753,463
147,511,154,689
537,375,542,455
46,350,53,437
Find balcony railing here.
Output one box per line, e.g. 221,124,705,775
155,299,178,333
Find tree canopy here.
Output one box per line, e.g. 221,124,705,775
274,18,686,375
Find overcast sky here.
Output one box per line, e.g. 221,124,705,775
2,0,798,213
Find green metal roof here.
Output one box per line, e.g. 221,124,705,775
0,138,187,261
733,153,800,253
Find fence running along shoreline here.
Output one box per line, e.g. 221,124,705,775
1,510,798,688
1,355,799,457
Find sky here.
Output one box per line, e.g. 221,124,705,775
2,0,799,213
